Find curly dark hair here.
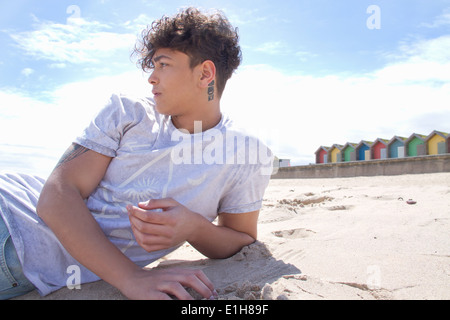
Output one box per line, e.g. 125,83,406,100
134,7,242,98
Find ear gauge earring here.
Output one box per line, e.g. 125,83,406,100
208,80,215,101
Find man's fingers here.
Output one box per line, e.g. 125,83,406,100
195,270,216,295
127,205,180,252
174,269,217,300
126,205,167,224
128,210,166,232
159,281,194,300
138,198,177,210
129,219,173,246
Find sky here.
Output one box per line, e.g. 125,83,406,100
1,0,450,176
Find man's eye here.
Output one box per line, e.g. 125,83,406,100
147,61,167,70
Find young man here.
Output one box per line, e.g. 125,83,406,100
0,8,272,300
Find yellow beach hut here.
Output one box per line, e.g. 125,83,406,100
426,130,449,155
329,144,344,163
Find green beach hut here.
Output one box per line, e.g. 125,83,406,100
341,142,358,162
405,133,427,157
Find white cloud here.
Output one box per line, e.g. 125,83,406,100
222,35,450,164
0,70,151,176
48,63,67,69
420,7,450,28
0,89,58,146
2,29,449,167
375,35,450,86
255,41,286,55
123,13,155,31
252,41,316,62
225,8,267,26
0,70,150,148
8,16,136,64
295,51,317,62
21,67,34,77
393,35,450,64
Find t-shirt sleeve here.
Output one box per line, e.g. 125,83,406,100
74,94,151,157
218,159,273,214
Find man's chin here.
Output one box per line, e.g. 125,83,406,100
154,103,170,115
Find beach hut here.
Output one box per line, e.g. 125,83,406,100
405,133,427,157
341,142,358,162
279,159,291,167
329,144,344,163
315,146,330,164
371,138,389,160
355,141,373,161
426,130,449,155
388,136,407,158
448,135,450,154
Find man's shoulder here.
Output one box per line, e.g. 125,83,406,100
219,116,274,171
102,93,165,124
111,93,156,112
221,117,268,146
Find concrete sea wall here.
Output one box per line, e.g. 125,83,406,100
272,154,450,179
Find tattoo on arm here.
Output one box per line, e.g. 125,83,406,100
55,143,90,169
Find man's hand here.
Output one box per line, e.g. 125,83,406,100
126,198,199,252
127,198,259,259
120,267,217,300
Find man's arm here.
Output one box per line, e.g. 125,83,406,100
37,144,136,287
37,144,216,300
191,210,259,259
128,199,259,259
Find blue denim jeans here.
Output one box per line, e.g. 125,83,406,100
0,214,35,299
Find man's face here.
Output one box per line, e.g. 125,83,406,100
148,48,201,116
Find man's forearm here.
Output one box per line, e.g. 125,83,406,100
127,199,258,259
187,213,255,259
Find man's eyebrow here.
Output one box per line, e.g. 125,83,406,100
152,54,173,63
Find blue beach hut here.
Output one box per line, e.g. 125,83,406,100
388,136,407,158
356,141,373,161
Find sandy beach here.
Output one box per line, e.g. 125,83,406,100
15,172,450,300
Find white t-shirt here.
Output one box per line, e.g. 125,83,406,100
0,94,273,296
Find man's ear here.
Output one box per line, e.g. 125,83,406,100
199,60,216,88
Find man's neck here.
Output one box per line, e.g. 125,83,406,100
171,101,221,134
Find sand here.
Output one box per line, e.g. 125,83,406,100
15,172,450,300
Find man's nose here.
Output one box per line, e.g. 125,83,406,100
148,71,158,85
